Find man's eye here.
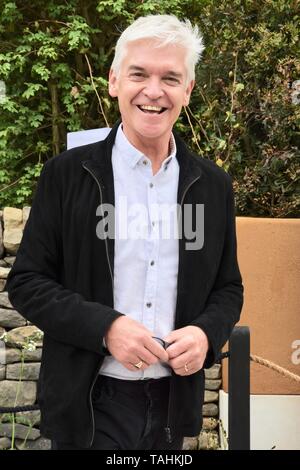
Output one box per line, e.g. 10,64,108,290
164,77,179,83
131,73,145,78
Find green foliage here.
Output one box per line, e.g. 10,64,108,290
183,0,300,217
0,0,299,216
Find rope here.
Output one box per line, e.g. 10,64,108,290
0,404,40,413
250,354,300,384
217,351,300,383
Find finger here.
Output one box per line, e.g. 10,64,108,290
126,344,164,366
122,336,167,364
166,340,188,360
123,347,152,366
137,347,162,366
124,362,141,372
123,360,149,372
173,362,194,376
164,330,180,344
168,351,190,370
144,337,169,362
131,355,150,369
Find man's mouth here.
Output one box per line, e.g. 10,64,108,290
137,105,167,114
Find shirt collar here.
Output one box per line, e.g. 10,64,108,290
162,133,177,172
114,124,177,170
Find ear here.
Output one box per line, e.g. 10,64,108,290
108,68,118,97
183,80,195,107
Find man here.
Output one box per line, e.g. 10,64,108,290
6,15,243,450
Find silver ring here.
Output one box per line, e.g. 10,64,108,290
134,361,144,369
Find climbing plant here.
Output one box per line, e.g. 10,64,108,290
0,0,299,216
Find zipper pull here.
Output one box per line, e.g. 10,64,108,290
165,426,172,444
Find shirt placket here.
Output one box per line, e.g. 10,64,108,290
141,159,159,339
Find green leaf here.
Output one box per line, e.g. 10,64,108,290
22,83,45,99
31,64,51,81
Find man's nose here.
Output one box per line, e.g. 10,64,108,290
143,78,164,100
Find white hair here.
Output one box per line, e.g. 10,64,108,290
111,15,205,83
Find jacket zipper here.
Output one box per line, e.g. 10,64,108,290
165,174,201,444
82,162,114,447
83,162,200,445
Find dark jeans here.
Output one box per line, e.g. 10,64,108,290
51,375,183,450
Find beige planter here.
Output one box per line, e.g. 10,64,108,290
222,217,300,395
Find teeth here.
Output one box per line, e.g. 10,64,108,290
140,105,163,112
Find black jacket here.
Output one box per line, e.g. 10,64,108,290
6,122,243,448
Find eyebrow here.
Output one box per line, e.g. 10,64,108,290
128,65,183,79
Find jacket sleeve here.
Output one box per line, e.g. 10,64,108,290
190,175,244,369
5,158,123,355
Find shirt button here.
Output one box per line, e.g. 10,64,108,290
150,260,155,266
143,160,148,165
146,302,152,308
149,183,154,188
152,221,155,227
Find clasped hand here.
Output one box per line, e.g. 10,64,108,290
105,316,209,376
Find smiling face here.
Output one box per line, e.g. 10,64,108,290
109,39,194,151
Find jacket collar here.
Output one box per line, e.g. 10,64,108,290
82,120,202,205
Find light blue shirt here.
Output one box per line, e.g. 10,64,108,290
100,125,179,379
